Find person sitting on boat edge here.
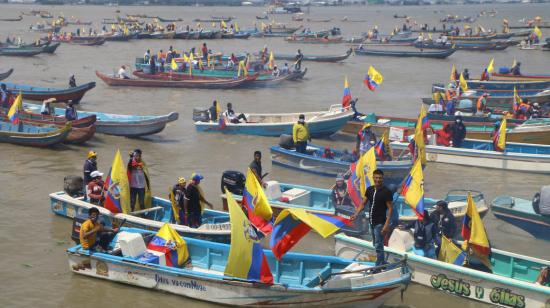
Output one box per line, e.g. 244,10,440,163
356,123,377,156
536,266,550,286
272,65,280,77
80,207,119,251
171,177,188,225
511,62,521,76
480,68,490,81
322,146,335,159
186,173,214,228
223,102,247,124
450,115,467,147
87,170,105,205
65,101,78,121
331,173,351,208
117,65,130,79
249,151,266,187
434,123,453,147
293,114,310,154
351,169,394,268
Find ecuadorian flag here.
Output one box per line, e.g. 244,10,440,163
374,130,393,161
7,92,22,124
103,150,131,214
342,76,352,108
242,168,273,234
493,118,507,152
270,208,349,260
400,159,425,218
224,189,273,284
364,65,384,91
438,236,466,266
147,223,189,267
347,162,362,207
356,147,377,198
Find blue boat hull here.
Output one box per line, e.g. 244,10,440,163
493,211,550,240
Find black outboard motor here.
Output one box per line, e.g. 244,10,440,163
221,170,245,195
279,134,294,150
64,175,84,197
192,107,210,122
71,213,88,244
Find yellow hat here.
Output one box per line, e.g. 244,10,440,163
87,151,97,158
178,177,186,185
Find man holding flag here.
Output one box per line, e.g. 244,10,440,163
351,169,394,267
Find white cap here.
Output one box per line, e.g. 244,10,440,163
90,171,104,178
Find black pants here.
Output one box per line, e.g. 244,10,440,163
230,113,247,123
130,187,145,211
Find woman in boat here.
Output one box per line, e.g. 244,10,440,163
331,173,351,207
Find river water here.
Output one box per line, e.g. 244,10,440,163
0,3,549,307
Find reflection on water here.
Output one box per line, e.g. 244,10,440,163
0,2,548,307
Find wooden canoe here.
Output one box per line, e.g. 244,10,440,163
0,68,14,81
0,47,42,57
96,71,254,89
3,81,96,102
285,36,344,44
355,48,456,58
264,49,352,62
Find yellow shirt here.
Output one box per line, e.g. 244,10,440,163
292,123,310,143
80,219,97,249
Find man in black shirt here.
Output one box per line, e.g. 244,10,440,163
249,151,266,187
351,169,394,267
186,173,213,228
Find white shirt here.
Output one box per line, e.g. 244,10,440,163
118,68,129,79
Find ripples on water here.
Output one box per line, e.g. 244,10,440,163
0,3,548,307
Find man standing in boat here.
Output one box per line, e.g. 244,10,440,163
450,116,467,147
249,151,266,187
356,124,377,156
430,200,456,254
293,114,310,154
83,150,98,187
351,169,394,267
186,173,213,228
295,49,303,71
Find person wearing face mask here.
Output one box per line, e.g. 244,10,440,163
450,115,467,147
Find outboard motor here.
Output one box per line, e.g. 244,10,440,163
533,185,550,216
279,134,294,150
71,213,88,244
193,107,210,122
221,170,245,195
64,175,84,197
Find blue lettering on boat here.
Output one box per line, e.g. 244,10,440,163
171,279,207,291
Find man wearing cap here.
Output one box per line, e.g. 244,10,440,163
171,177,188,225
249,151,265,187
87,171,105,205
80,207,119,251
83,151,98,187
186,174,213,228
356,123,377,156
430,200,456,249
293,114,310,154
127,149,148,212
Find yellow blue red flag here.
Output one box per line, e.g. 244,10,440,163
438,236,466,266
242,168,273,234
270,208,349,260
461,192,492,269
374,130,393,161
364,65,384,91
411,106,428,165
356,147,377,198
342,76,352,108
7,92,22,124
147,223,189,267
400,159,425,218
103,150,131,214
493,118,507,152
224,189,273,283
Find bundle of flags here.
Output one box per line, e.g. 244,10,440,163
342,76,352,108
269,208,349,260
364,65,384,91
461,192,492,270
7,92,22,124
224,189,273,284
147,223,189,267
103,150,131,214
493,118,507,152
400,159,425,218
241,168,273,234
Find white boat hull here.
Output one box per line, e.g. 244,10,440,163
67,252,406,307
334,234,550,308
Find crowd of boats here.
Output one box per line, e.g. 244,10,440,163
1,7,549,308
